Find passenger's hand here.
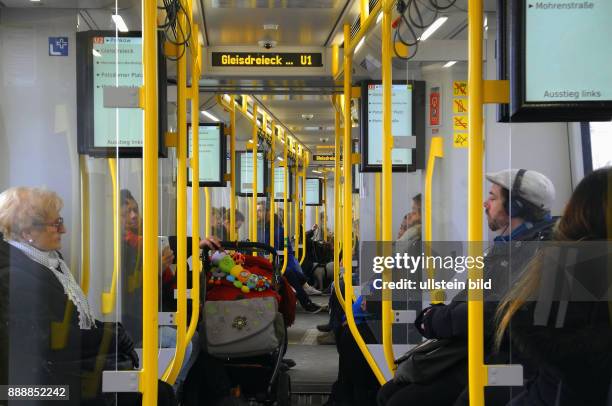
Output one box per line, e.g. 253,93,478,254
199,236,222,251
161,246,174,270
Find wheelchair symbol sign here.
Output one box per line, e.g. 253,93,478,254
49,37,69,56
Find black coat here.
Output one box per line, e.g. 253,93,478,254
503,250,612,406
416,218,557,347
0,237,136,405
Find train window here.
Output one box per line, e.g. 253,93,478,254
588,121,612,170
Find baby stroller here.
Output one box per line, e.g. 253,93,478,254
200,241,290,406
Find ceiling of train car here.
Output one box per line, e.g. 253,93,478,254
199,0,349,47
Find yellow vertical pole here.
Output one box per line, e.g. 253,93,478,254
333,98,345,309
229,96,237,241
467,0,487,403
381,0,396,374
375,173,381,241
141,0,158,399
187,23,202,347
332,44,340,78
322,172,328,241
163,4,187,381
360,0,369,24
294,147,300,258
269,122,276,251
251,104,259,243
299,153,308,264
204,188,211,236
342,24,386,385
280,131,289,274
79,155,91,294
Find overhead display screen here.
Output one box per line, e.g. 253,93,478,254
360,80,425,172
76,31,167,157
211,52,323,67
274,166,293,202
525,1,612,103
188,123,226,187
236,151,268,197
500,0,612,121
305,178,322,206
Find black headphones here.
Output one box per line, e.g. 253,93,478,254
505,169,527,217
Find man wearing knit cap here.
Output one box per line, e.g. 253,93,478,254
377,169,559,406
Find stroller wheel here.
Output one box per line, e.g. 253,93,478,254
275,371,291,406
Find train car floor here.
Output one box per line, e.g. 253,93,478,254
285,295,337,402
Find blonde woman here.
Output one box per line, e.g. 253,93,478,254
0,187,159,405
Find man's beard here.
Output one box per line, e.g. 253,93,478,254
486,211,507,232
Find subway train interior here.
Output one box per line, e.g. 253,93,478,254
1,0,611,405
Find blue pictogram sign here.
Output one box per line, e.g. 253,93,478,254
49,37,69,56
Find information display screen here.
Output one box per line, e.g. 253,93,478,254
501,0,612,121
93,37,143,148
76,31,167,157
360,80,425,172
525,1,612,103
273,166,293,202
188,123,226,186
367,83,413,166
236,151,268,197
305,178,322,206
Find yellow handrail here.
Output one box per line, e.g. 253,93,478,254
299,153,308,264
229,96,237,241
187,22,202,351
162,5,188,382
332,97,345,309
269,121,276,258
322,173,328,242
342,23,386,385
381,0,396,375
141,0,159,399
101,158,119,315
375,173,381,241
251,104,259,244
80,155,91,294
425,137,445,303
280,130,289,274
467,0,487,404
293,149,300,258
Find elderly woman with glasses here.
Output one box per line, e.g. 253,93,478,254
0,187,156,405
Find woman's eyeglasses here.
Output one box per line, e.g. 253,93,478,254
35,217,64,231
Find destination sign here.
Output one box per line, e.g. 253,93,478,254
313,154,336,162
211,52,323,67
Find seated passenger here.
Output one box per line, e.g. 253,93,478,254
120,189,199,396
214,208,244,241
256,203,323,312
326,285,381,406
488,167,612,406
397,194,421,243
0,187,175,405
378,169,557,406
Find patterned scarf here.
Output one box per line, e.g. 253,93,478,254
7,239,96,330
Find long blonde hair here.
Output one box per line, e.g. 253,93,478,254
494,167,611,349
